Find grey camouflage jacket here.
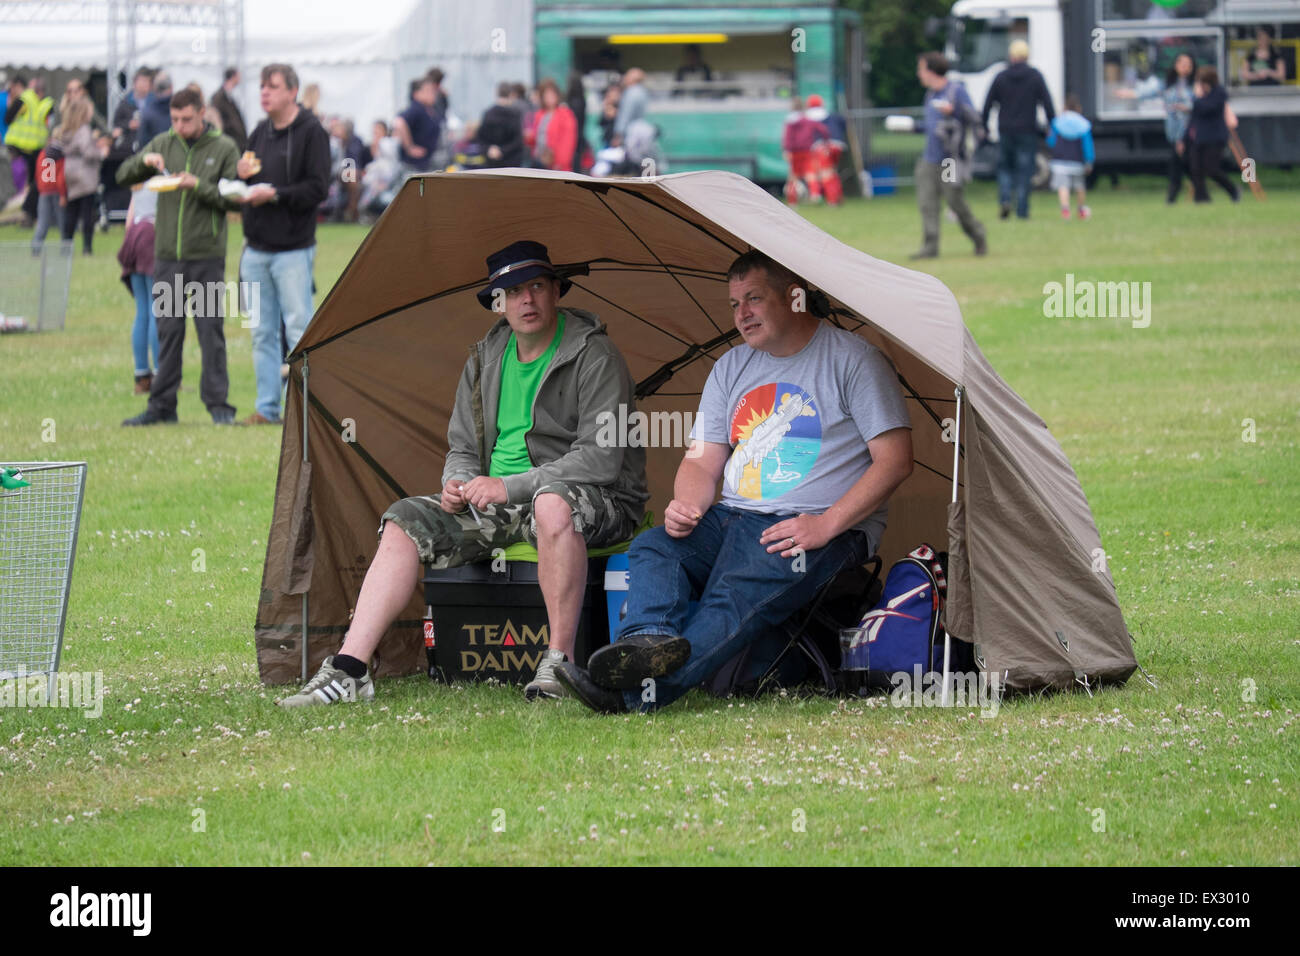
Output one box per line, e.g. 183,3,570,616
442,307,649,525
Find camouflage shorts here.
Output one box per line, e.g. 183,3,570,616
380,481,636,569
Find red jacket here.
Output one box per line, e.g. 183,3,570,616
528,104,578,172
782,115,829,153
34,147,66,200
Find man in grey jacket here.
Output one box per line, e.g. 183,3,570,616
281,240,648,707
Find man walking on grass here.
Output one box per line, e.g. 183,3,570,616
982,39,1054,220
236,63,330,426
911,52,987,261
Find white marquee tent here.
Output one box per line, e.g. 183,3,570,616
0,0,533,135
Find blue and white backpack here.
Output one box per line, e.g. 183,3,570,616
841,544,950,676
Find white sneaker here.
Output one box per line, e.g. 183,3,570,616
278,656,375,708
524,648,568,701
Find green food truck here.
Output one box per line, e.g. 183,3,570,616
534,0,868,185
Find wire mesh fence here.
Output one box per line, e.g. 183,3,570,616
0,462,87,680
847,106,927,194
0,241,74,332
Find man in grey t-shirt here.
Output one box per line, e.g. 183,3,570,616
556,250,914,712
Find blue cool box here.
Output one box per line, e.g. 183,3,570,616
604,552,630,643
603,552,699,643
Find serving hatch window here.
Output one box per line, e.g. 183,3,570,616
1099,0,1217,22
1227,22,1300,88
1097,31,1221,116
573,33,796,104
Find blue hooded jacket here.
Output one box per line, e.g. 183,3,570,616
1046,111,1095,166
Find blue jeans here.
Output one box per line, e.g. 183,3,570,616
241,244,315,421
31,193,64,252
997,132,1038,217
618,504,873,712
129,272,160,375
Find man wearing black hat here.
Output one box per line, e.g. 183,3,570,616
281,240,648,707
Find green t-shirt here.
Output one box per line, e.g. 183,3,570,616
489,313,565,478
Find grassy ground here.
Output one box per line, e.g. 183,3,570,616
0,175,1296,865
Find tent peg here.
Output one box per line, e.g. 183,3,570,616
1135,661,1159,690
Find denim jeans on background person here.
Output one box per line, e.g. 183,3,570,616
617,504,873,712
241,244,316,422
31,193,64,253
997,132,1039,217
129,272,159,376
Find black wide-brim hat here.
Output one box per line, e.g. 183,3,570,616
476,239,573,310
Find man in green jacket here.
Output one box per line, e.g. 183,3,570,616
117,86,243,425
280,240,649,707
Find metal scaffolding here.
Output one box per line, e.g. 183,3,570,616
0,0,244,122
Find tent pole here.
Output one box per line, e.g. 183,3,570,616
941,384,963,706
300,355,310,682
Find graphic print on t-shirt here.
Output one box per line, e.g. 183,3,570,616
724,382,821,500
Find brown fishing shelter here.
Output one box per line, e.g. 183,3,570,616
255,169,1136,692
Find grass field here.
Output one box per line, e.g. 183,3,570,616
0,174,1296,866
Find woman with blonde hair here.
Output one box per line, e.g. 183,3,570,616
51,97,105,255
301,83,321,118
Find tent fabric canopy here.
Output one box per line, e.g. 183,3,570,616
255,168,1136,692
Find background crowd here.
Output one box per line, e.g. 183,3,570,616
0,38,1264,410
0,57,675,427
1,60,665,235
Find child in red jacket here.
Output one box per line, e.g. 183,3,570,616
782,97,830,205
31,143,66,255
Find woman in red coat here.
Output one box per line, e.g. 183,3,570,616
527,78,578,172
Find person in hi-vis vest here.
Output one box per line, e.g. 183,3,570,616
4,75,54,224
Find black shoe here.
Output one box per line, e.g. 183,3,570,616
211,408,235,425
974,237,988,256
999,203,1011,219
908,250,938,261
121,407,177,427
588,634,691,691
553,662,625,714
